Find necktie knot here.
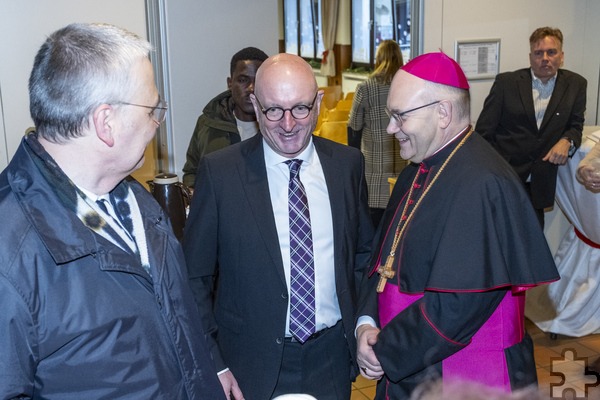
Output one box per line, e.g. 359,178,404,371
285,159,303,179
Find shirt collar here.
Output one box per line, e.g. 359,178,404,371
263,136,316,167
78,185,107,203
530,68,557,85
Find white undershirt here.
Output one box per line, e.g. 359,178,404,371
235,117,259,141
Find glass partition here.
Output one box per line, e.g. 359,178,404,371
285,0,324,61
284,0,299,55
351,0,420,68
352,0,370,64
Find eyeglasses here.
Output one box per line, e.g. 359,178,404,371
385,100,441,126
116,95,168,124
254,92,318,122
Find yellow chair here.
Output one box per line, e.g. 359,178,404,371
335,99,353,111
318,102,329,117
319,85,343,110
315,109,327,131
319,121,348,145
325,108,350,122
344,92,355,101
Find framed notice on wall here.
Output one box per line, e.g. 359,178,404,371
455,39,500,80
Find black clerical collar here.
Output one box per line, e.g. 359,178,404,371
422,125,472,168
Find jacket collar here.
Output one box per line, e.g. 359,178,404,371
8,137,166,269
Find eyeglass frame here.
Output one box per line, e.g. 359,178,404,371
116,95,168,124
253,92,319,122
385,100,441,126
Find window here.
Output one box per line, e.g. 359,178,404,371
284,0,325,61
352,0,417,68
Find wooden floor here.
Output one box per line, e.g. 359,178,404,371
351,318,600,399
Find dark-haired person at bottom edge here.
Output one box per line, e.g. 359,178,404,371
355,52,559,399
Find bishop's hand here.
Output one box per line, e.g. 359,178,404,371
356,324,384,380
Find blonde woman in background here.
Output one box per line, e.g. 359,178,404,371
348,40,407,228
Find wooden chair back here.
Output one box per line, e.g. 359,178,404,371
319,85,343,110
325,108,350,122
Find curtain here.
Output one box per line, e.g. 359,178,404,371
320,0,339,77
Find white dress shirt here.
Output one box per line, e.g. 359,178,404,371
263,138,341,335
531,69,557,129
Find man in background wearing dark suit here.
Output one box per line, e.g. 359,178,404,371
183,53,373,400
476,26,587,227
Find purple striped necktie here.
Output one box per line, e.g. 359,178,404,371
285,159,316,343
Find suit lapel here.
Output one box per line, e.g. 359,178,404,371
540,70,567,132
313,138,344,278
517,70,538,131
237,135,287,285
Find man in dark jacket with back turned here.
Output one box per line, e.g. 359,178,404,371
0,23,224,399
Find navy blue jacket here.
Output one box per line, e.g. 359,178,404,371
0,138,225,399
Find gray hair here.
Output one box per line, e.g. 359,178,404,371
29,23,152,142
423,80,471,121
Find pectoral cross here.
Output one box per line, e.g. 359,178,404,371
376,254,396,293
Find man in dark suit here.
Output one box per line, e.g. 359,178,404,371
183,53,373,400
475,26,587,227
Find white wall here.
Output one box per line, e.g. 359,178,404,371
421,0,600,251
0,1,278,179
3,1,598,178
163,1,279,178
0,0,147,171
422,0,600,126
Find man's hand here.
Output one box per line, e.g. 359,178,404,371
356,324,384,380
542,138,571,165
218,370,245,400
577,164,600,192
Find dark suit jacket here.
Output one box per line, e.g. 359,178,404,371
475,68,586,208
183,134,373,400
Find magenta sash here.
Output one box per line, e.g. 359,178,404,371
379,282,524,392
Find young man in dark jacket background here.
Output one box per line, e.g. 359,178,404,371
182,46,268,188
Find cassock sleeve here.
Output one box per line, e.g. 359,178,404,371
373,289,505,382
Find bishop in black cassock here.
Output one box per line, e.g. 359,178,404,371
356,52,559,399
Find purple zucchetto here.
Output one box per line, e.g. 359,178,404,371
402,52,470,90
